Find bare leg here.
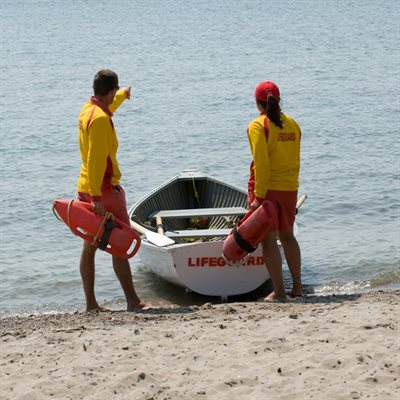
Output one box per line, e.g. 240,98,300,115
80,240,103,311
279,229,302,297
261,233,287,301
112,256,148,311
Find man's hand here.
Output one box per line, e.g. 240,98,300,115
250,199,261,211
91,201,106,216
124,87,132,100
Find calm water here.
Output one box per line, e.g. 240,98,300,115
1,0,399,314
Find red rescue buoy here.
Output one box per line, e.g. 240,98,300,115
222,200,278,263
52,199,141,259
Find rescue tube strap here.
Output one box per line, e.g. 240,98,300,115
98,219,117,250
92,212,114,247
233,225,257,253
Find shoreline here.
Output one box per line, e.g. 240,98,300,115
2,283,399,318
1,290,399,399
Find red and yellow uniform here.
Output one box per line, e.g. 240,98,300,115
247,113,301,200
247,113,301,230
77,89,128,201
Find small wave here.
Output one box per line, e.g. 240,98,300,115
312,265,400,295
368,265,400,287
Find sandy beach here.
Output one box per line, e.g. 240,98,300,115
0,291,399,400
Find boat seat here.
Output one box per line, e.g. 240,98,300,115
165,228,232,238
150,207,247,219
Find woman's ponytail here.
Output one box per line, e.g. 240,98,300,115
266,94,283,129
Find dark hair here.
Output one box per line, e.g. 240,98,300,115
258,95,283,129
93,69,119,96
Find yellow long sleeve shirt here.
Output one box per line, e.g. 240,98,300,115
77,89,128,199
247,113,301,199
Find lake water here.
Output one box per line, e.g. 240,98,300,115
1,0,399,314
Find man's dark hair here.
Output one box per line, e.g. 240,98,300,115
93,69,119,96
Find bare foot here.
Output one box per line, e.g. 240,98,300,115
259,291,287,302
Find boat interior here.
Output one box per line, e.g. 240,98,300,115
130,176,248,243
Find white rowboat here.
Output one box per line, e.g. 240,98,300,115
128,170,305,299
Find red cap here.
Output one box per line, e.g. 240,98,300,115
254,81,280,101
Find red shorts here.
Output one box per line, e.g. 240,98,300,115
248,188,297,231
78,184,130,224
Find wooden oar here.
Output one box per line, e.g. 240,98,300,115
155,216,164,235
296,193,308,214
293,194,307,236
130,220,175,247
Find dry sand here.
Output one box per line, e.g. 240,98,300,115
0,291,399,400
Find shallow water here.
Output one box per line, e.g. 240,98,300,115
0,0,399,313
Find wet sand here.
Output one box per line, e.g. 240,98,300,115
1,291,399,400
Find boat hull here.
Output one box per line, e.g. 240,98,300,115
139,240,267,296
